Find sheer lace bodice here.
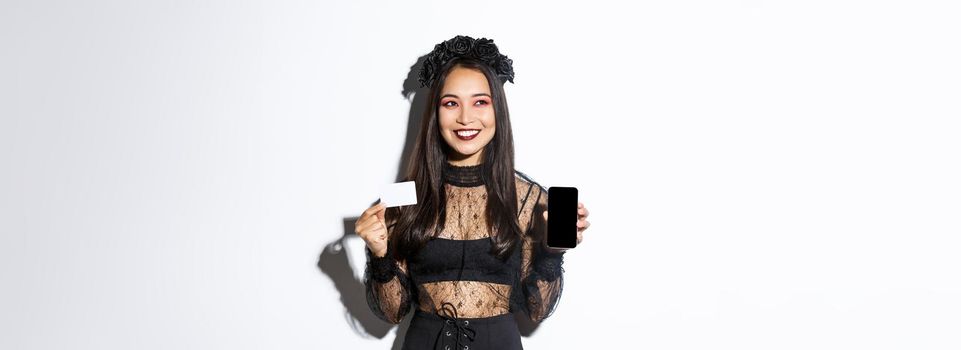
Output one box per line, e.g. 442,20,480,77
364,162,565,324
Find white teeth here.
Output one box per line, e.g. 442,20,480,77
456,130,479,137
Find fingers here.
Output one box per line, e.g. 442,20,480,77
354,217,372,235
358,223,388,249
576,219,589,229
363,217,387,234
362,202,385,217
355,202,390,255
542,210,548,221
355,216,375,234
577,203,589,218
356,202,388,237
577,231,583,244
375,206,386,223
358,203,386,227
355,218,379,238
369,224,387,241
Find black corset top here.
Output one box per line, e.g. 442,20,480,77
407,237,521,286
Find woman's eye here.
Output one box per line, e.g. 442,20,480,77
475,100,489,106
442,101,457,107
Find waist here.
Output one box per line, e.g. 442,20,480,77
411,269,515,285
413,308,516,325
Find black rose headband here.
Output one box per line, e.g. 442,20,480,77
417,35,515,88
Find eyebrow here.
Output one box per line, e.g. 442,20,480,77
441,93,491,99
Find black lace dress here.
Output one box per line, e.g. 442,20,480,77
364,162,566,350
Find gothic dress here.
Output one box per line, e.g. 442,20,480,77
364,162,566,350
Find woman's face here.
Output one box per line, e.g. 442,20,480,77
438,66,496,166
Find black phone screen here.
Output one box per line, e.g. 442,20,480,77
547,186,578,249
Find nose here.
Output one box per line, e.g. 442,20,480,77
455,107,476,125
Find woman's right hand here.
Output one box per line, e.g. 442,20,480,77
355,202,389,258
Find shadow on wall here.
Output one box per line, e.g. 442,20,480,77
317,218,413,350
317,54,542,350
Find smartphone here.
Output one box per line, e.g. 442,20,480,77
547,186,578,249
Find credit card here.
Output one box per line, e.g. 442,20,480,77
380,181,417,207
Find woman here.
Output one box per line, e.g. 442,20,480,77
355,35,592,350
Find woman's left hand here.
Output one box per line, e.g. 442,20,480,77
542,201,591,246
575,202,590,244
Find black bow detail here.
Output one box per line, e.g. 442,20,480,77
435,302,476,350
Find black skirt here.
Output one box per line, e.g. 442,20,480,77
402,308,523,350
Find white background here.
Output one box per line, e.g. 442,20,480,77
2,1,960,349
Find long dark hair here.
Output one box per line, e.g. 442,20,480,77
386,57,521,261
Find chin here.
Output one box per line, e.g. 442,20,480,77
454,148,481,158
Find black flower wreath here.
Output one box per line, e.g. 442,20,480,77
417,35,515,88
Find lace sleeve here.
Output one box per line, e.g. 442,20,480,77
363,215,413,324
519,183,565,322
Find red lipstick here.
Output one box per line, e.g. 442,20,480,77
454,129,480,141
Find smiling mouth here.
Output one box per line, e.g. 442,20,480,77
455,129,480,141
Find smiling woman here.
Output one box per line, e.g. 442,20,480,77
437,69,497,166
352,35,591,350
